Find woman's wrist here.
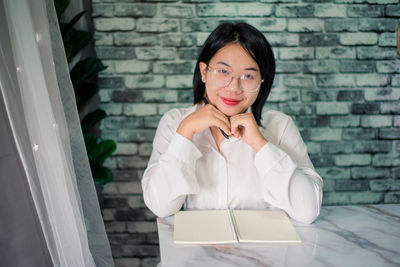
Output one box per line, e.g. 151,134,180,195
251,136,268,152
177,121,194,141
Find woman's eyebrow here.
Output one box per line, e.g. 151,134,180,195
215,61,259,72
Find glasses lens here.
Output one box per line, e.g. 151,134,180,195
209,67,262,92
211,68,231,87
240,78,261,92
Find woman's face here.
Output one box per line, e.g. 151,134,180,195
199,42,261,117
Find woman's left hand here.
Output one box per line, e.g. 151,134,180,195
230,113,268,152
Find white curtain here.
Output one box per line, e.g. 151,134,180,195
0,0,113,266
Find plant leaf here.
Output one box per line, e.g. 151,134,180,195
62,11,86,38
90,140,117,165
54,0,71,21
70,58,107,87
92,166,113,185
64,29,92,62
74,82,99,107
81,109,107,133
84,133,99,155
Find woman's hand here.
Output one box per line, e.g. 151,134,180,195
177,104,231,141
230,113,268,151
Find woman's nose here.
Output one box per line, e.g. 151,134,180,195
226,76,242,93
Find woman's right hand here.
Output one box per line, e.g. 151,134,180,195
176,104,231,141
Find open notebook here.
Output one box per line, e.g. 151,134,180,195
173,210,301,244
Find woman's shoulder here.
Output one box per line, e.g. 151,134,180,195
260,110,297,144
261,109,293,126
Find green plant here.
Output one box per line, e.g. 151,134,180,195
55,0,116,185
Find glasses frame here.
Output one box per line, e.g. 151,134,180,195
206,65,264,93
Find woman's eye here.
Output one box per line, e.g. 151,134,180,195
217,69,229,75
243,74,255,80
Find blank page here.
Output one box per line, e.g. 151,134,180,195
232,210,301,243
173,210,237,244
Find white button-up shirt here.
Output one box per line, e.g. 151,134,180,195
142,105,323,223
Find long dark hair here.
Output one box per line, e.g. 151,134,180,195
193,22,275,125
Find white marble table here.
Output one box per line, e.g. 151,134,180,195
156,204,400,267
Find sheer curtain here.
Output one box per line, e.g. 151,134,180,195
0,0,113,266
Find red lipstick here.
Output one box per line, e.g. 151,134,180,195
222,97,240,106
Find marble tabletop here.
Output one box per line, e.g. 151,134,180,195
156,204,400,267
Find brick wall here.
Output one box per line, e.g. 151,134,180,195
91,0,400,265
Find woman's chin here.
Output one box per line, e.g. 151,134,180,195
219,106,244,117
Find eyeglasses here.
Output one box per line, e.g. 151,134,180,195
206,65,264,93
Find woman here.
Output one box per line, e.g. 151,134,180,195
141,22,323,224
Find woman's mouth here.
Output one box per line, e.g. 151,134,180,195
221,97,240,106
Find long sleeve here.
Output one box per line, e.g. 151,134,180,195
141,109,202,217
255,114,323,224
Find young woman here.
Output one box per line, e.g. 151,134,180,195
141,23,323,224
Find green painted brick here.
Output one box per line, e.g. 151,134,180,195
335,154,372,166
351,166,391,179
316,102,349,115
316,47,356,59
370,179,400,191
318,167,351,179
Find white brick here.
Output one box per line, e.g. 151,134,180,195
237,4,273,16
367,0,398,3
288,19,324,32
125,75,164,89
103,182,118,195
365,88,400,101
340,33,378,45
377,61,400,73
196,32,210,46
139,143,153,156
267,33,299,46
308,128,342,141
101,209,114,221
166,75,193,88
101,103,123,115
316,47,356,59
197,4,237,17
94,18,135,31
279,48,314,60
158,103,192,115
315,4,347,17
356,74,390,87
394,116,400,127
392,75,400,86
143,90,178,102
379,32,396,47
335,154,372,166
316,102,349,115
94,32,113,46
99,90,111,103
115,143,138,155
118,182,142,194
127,195,146,208
247,18,287,32
127,221,157,233
115,60,151,74
124,103,157,116
361,116,393,128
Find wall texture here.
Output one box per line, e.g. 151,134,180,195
91,0,400,265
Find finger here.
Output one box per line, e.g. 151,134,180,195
206,106,231,130
213,117,232,135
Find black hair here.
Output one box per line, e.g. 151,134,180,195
193,22,276,125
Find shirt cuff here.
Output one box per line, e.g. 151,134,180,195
167,132,202,168
254,142,289,177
